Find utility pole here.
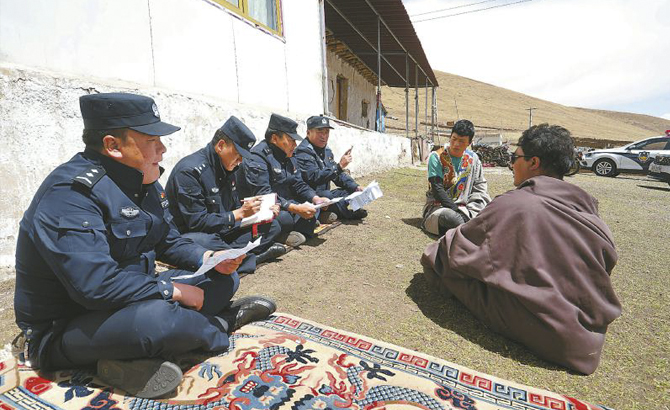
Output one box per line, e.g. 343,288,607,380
526,107,538,128
454,98,460,120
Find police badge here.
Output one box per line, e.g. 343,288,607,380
638,151,650,163
120,207,140,219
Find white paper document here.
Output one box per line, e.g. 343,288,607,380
312,197,344,210
171,237,262,280
240,193,277,228
345,180,383,211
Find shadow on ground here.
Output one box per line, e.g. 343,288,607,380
401,217,422,229
405,272,567,373
637,184,670,192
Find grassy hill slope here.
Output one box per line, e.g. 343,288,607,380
382,71,670,146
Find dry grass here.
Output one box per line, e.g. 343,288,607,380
1,166,668,409
381,70,670,145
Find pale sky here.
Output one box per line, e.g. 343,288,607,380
403,0,670,120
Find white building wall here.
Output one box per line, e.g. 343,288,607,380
0,0,324,114
326,49,377,129
0,0,412,273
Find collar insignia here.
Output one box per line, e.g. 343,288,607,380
212,187,219,193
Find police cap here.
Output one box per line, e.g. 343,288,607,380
267,113,302,141
79,93,180,136
306,115,334,130
218,116,256,160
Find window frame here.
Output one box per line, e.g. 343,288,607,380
210,0,283,37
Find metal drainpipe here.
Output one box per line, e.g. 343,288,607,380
376,16,381,132
318,0,329,116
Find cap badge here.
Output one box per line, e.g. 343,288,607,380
120,207,140,219
152,103,160,119
322,118,327,124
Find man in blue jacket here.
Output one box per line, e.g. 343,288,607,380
14,93,276,399
165,116,287,274
238,114,328,247
295,115,366,221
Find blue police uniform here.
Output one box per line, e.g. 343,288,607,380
14,93,239,371
295,138,362,219
165,142,281,273
238,140,319,237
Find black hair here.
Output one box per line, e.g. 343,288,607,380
265,129,283,141
81,128,128,150
451,119,475,142
211,128,233,145
517,123,574,177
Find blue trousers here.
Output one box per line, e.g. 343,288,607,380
275,210,318,238
182,219,281,274
46,270,239,369
322,189,361,219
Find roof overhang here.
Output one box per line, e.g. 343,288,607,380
324,0,438,88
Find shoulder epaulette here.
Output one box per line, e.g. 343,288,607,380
73,166,106,188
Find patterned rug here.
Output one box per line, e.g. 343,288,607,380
0,314,612,410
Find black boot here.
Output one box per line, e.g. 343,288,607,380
219,296,277,333
256,244,287,264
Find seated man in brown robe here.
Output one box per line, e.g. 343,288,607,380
421,124,621,375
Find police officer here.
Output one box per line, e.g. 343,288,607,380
295,115,367,220
14,93,276,399
165,116,287,274
238,114,328,247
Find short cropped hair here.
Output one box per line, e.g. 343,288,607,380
211,128,233,145
517,124,574,177
82,128,128,150
451,119,475,142
265,129,284,141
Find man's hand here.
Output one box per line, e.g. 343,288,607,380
288,203,316,219
270,203,280,218
233,197,262,221
312,196,329,210
339,149,353,169
208,253,246,275
355,186,363,192
172,283,204,311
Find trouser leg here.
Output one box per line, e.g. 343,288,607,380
327,188,360,219
46,269,238,369
423,207,465,236
182,230,259,275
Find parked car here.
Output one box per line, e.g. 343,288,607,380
648,154,670,186
580,133,670,177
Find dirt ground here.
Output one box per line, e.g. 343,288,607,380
1,167,668,409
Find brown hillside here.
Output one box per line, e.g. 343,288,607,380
382,71,670,147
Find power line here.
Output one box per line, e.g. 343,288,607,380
410,0,503,17
413,0,534,23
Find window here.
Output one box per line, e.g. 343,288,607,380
635,139,669,151
335,76,348,121
361,100,369,118
212,0,283,36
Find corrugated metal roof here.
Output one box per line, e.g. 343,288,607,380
325,0,438,88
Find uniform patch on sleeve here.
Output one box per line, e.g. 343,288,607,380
73,166,106,188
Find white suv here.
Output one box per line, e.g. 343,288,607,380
580,134,670,177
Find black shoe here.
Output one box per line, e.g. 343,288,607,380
97,358,182,399
256,244,287,264
220,296,277,333
350,209,368,219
